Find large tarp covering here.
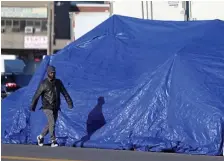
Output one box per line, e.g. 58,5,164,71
2,15,224,156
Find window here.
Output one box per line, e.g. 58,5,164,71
1,20,5,26
26,20,33,26
20,20,26,31
13,20,20,26
34,21,41,27
4,59,25,73
42,20,47,31
6,20,12,26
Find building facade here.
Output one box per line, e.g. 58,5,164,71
1,1,110,60
1,1,54,59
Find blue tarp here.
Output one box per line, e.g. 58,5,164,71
2,15,224,156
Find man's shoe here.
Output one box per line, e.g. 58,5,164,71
37,135,44,146
51,140,58,147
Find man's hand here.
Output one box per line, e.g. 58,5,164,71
68,104,73,109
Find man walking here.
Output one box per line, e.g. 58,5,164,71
30,65,73,147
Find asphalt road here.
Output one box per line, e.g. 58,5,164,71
1,144,223,161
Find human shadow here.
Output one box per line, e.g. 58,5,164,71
73,96,106,147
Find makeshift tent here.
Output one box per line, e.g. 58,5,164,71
2,15,224,156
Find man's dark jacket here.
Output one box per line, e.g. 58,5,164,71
31,78,73,111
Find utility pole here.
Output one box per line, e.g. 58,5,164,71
47,1,53,55
141,1,144,19
109,1,113,16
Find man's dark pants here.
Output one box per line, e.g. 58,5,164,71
41,109,58,141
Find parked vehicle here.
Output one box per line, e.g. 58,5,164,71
1,73,21,99
1,55,42,99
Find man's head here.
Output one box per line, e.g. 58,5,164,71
97,96,105,105
47,65,56,80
